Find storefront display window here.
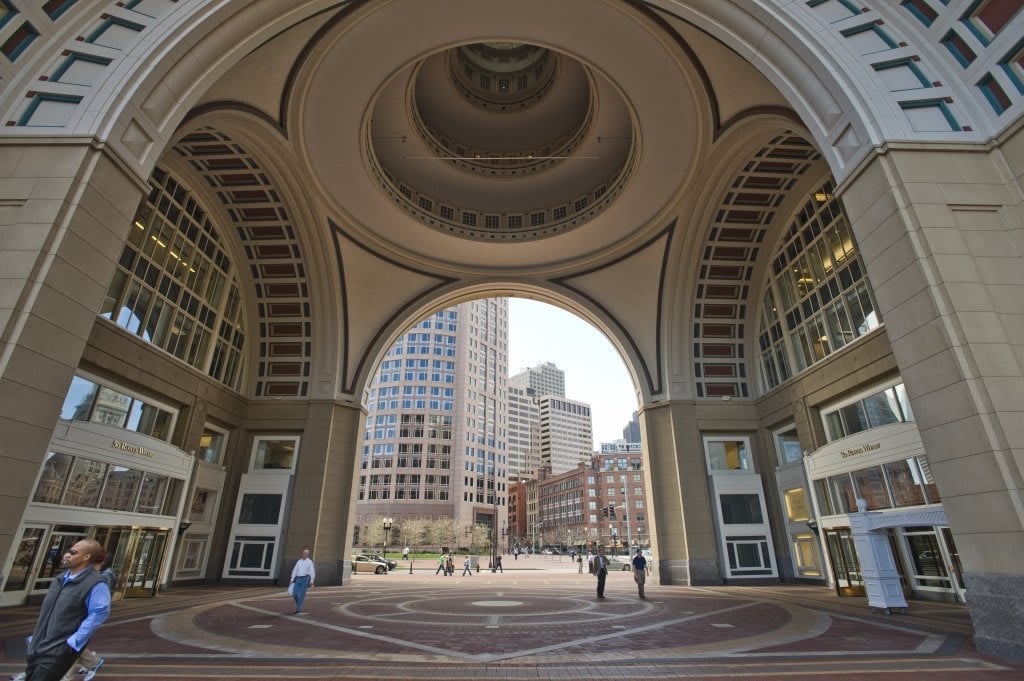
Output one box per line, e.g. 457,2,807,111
904,528,952,589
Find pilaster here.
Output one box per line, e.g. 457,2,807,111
840,136,1024,660
640,401,721,585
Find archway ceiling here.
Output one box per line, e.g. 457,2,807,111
182,0,813,401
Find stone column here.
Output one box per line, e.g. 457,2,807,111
640,401,721,585
283,400,364,585
840,137,1024,660
0,144,144,568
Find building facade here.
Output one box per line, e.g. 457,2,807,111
354,299,509,541
509,362,566,398
538,396,594,474
0,0,1023,662
506,384,540,481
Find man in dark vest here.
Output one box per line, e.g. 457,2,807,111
21,538,110,681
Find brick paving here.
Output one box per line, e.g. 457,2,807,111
1,563,1020,680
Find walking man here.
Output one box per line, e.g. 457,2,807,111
631,548,649,599
461,555,473,576
402,545,410,561
593,546,608,599
289,548,315,614
435,554,447,575
20,538,111,681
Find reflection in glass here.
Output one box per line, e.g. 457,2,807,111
706,440,750,471
100,465,142,511
254,439,296,470
884,458,927,506
61,377,98,420
720,494,764,524
198,428,225,464
137,472,169,514
3,527,45,592
852,466,890,509
238,493,282,524
828,473,858,513
63,458,108,508
91,387,131,427
32,452,73,504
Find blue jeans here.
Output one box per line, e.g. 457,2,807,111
292,575,310,612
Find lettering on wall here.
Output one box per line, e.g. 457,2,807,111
840,442,881,459
111,439,156,458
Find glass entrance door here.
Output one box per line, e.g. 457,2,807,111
121,529,168,598
0,525,47,606
824,528,865,596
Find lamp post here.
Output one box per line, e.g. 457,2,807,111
382,517,393,559
532,521,543,552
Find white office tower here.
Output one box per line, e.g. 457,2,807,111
539,396,593,474
508,385,541,479
509,361,565,398
355,298,509,539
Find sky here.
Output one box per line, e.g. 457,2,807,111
507,298,638,449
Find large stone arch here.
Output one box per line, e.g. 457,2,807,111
0,0,1022,662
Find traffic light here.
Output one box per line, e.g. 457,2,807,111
608,503,616,519
602,506,609,518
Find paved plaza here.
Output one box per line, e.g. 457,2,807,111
1,561,1019,680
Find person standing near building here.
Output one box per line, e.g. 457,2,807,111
577,553,584,574
593,546,608,599
19,538,111,681
289,548,315,614
631,548,649,599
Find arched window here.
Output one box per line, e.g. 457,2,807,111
758,181,881,390
100,167,245,390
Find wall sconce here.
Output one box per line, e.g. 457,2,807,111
177,521,192,537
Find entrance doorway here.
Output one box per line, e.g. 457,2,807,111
824,528,864,596
94,527,169,599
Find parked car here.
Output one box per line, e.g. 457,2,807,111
360,553,398,570
351,554,389,574
608,555,633,571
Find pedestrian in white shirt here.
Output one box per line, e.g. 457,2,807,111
289,549,315,614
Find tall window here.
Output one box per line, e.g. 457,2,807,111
61,375,176,441
823,383,914,442
758,181,881,390
100,168,246,390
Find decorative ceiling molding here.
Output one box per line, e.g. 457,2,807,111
329,219,457,395
552,219,676,397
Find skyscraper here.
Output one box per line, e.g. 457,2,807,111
507,384,540,480
539,396,593,474
509,361,565,398
354,298,509,542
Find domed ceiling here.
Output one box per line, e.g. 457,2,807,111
295,0,707,267
367,41,634,241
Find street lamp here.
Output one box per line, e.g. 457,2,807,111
382,517,393,559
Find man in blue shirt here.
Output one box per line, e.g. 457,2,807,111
21,538,111,681
631,548,649,599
